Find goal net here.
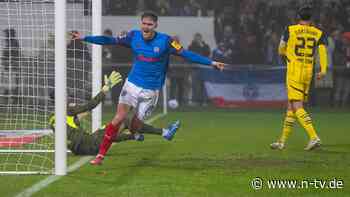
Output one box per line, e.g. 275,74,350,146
0,0,92,175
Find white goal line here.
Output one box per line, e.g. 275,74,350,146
0,150,71,153
0,129,53,135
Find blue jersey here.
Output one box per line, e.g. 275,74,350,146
84,30,213,90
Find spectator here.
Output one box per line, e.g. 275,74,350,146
266,31,283,66
340,4,350,31
109,0,136,15
197,0,210,16
102,29,113,62
156,0,170,16
212,42,231,63
67,30,91,61
1,28,21,103
214,5,237,44
188,33,210,106
144,0,170,15
333,31,350,107
2,28,20,71
168,35,189,106
168,0,186,16
67,30,92,101
102,0,112,15
83,0,91,15
38,33,55,101
188,33,210,57
136,0,145,15
181,0,201,16
237,28,262,64
220,25,238,64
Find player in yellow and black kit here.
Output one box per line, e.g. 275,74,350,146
270,5,328,151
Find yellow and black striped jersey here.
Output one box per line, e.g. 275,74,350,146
279,24,327,64
279,23,328,82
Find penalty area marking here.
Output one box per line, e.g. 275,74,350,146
15,113,166,197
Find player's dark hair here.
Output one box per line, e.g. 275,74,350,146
141,11,158,22
298,5,313,21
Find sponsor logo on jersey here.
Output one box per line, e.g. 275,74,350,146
137,55,161,62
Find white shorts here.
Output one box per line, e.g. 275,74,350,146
118,80,159,121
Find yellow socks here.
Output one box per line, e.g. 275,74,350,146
295,108,318,140
279,110,296,143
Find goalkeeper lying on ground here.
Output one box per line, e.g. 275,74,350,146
48,71,179,155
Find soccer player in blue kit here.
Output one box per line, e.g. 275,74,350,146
72,12,225,165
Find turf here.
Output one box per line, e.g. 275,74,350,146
1,108,350,197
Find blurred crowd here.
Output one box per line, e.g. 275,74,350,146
99,0,350,107
1,0,350,107
213,0,350,65
99,0,350,64
102,0,212,16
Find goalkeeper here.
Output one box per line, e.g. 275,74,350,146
49,71,176,155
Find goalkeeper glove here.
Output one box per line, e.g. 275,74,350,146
102,71,123,93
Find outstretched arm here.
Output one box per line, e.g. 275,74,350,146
169,39,225,71
83,36,118,45
71,31,132,46
67,92,106,116
67,71,123,116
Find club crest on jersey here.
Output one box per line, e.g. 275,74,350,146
153,46,160,53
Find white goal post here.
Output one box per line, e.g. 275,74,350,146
54,0,67,176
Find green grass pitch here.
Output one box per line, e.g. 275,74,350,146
1,108,349,197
